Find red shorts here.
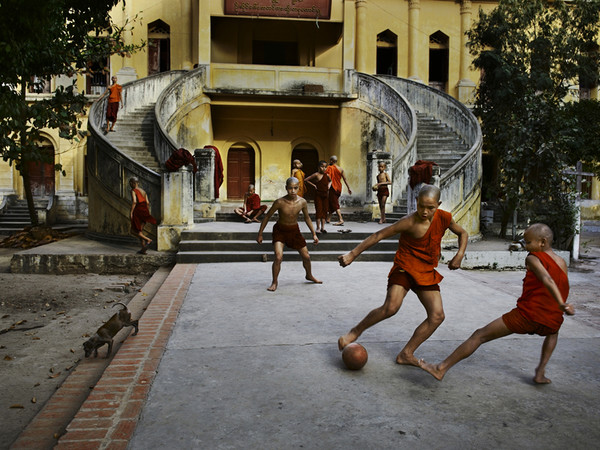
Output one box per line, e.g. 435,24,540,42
387,268,440,292
377,186,389,200
272,222,307,250
502,308,558,336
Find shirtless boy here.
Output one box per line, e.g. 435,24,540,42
257,177,322,291
373,162,391,224
337,185,468,366
419,223,574,383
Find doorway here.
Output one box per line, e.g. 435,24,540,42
227,145,255,199
292,146,319,201
376,30,398,76
429,31,449,92
148,20,171,75
28,144,55,197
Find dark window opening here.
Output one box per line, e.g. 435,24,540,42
252,41,299,66
376,30,397,76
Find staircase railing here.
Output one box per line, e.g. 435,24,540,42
349,72,418,206
154,66,210,165
87,71,186,239
375,76,483,231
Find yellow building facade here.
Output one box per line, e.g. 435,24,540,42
2,0,598,228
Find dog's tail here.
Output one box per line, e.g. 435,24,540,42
112,302,128,310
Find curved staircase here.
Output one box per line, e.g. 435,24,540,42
88,71,481,262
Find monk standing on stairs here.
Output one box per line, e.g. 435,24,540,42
337,185,468,366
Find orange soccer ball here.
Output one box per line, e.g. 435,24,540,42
342,343,368,370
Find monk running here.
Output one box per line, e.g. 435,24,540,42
257,177,322,291
129,177,157,254
337,185,468,366
419,223,574,383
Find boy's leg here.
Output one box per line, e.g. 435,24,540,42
534,332,558,384
268,241,284,291
298,247,322,284
420,317,513,380
338,284,409,350
396,289,445,365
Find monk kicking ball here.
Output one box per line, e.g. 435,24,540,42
342,343,368,370
418,223,574,384
337,184,468,367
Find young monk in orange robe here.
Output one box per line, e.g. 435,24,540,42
338,185,468,366
419,223,574,384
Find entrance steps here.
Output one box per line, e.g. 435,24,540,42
176,225,398,263
0,199,49,233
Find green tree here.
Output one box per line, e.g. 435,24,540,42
0,0,143,225
467,0,600,244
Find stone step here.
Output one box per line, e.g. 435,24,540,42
179,238,397,253
176,249,397,263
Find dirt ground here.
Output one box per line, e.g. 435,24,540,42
0,246,153,449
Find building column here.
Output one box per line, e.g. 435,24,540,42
198,0,211,65
158,167,194,251
355,0,367,73
457,0,476,104
408,0,421,81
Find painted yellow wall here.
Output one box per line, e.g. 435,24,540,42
209,104,340,200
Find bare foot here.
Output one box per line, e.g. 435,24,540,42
252,218,260,222
418,359,444,381
395,351,421,367
338,329,360,350
306,274,322,284
267,282,278,292
245,219,253,223
533,369,552,384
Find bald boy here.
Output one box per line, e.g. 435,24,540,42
257,177,322,291
419,223,574,384
338,185,468,366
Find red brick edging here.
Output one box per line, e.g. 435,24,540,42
12,263,196,450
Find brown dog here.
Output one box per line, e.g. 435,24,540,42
83,302,139,358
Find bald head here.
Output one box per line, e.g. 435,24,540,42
417,184,441,202
286,176,299,187
526,223,554,244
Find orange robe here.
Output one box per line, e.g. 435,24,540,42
326,165,342,193
516,252,569,330
293,169,306,197
389,209,452,286
131,189,157,233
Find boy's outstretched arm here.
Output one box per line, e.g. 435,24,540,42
302,201,319,244
257,201,279,244
447,220,468,270
526,255,575,315
338,218,408,267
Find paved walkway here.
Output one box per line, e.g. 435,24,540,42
10,224,600,449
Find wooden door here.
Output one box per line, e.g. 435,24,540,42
27,146,55,196
227,147,254,199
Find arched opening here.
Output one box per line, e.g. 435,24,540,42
376,30,397,76
227,144,255,200
429,31,449,92
28,139,55,197
148,20,171,75
292,144,319,201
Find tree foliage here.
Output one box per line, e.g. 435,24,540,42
467,0,600,244
0,0,143,224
